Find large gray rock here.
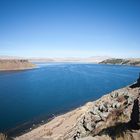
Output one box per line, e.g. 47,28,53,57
93,115,102,122
110,92,118,98
98,103,108,112
112,101,121,109
127,96,134,105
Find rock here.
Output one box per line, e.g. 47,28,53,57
98,103,108,112
116,102,121,108
127,96,134,105
91,107,100,115
85,122,94,131
100,112,110,121
78,123,87,136
123,91,129,96
94,115,102,122
112,102,121,109
110,92,118,98
82,115,95,132
95,121,105,129
73,131,80,140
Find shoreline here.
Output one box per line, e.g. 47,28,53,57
14,102,93,140
5,82,131,137
99,63,140,67
0,64,139,139
0,67,36,72
0,59,36,71
0,62,139,72
6,104,83,137
14,80,140,140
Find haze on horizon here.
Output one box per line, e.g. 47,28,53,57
0,0,140,58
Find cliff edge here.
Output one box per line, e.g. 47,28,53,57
0,59,36,71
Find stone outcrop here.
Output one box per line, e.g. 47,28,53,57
64,89,140,140
0,59,35,71
14,78,140,140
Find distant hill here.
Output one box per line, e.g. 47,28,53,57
30,56,110,63
0,55,24,60
0,55,110,63
0,59,36,71
100,58,140,66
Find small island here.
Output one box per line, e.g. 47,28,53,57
0,59,36,71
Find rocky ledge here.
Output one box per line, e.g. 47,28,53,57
0,59,35,71
13,76,140,140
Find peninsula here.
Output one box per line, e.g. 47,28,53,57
0,59,36,71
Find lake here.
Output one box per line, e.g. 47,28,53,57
0,63,140,135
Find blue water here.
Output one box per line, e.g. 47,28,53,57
0,63,140,133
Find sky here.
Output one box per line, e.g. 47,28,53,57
0,0,140,58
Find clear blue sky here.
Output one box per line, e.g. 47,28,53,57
0,0,140,58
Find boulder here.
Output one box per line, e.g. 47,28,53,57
127,96,134,105
98,103,108,112
94,115,102,122
112,102,121,109
110,92,118,98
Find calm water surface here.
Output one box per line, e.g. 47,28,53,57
0,63,140,133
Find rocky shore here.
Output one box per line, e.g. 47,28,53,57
0,59,35,71
12,76,140,140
